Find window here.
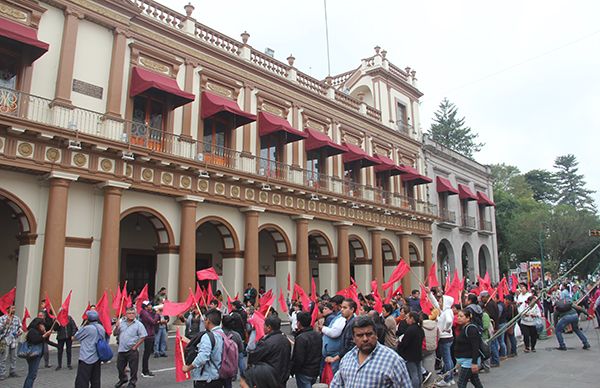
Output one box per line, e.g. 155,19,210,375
344,166,359,197
0,50,19,114
259,134,282,178
132,95,166,151
409,244,420,263
396,102,407,131
203,118,229,166
306,156,322,188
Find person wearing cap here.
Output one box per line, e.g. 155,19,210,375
139,301,159,378
153,305,169,358
74,310,105,388
114,306,147,388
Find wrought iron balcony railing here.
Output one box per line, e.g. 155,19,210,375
438,208,457,224
461,215,476,229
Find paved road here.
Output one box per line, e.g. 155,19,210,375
3,321,600,387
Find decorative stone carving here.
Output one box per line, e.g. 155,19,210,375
73,153,87,167
46,148,60,162
198,179,209,192
17,142,33,157
141,168,153,181
161,172,173,185
139,57,170,75
215,182,225,195
100,158,113,172
181,176,191,189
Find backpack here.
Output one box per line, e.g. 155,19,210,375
422,323,439,352
465,324,490,361
93,325,113,362
555,300,572,313
465,305,484,329
184,330,239,380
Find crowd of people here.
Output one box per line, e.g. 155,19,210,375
0,275,598,388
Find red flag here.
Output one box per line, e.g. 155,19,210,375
444,274,451,293
175,328,191,382
278,289,288,313
136,284,149,314
44,292,56,319
206,283,215,304
248,311,266,342
510,274,518,293
310,302,319,326
194,283,205,306
227,296,234,313
483,272,490,287
384,288,393,304
22,308,30,331
420,285,434,314
56,290,72,327
196,267,219,281
392,283,404,297
446,271,462,304
96,291,113,335
383,260,410,289
259,290,275,315
81,303,91,321
0,287,16,314
371,280,383,313
111,285,122,311
163,290,196,317
294,284,311,312
427,263,439,288
311,278,318,302
287,273,291,294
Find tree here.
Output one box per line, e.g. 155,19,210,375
553,154,596,212
524,169,558,204
428,98,484,157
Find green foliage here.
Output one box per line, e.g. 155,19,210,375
524,169,558,204
428,98,484,158
553,154,596,212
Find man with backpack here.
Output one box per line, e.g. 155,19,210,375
247,315,291,388
74,310,105,388
182,309,238,388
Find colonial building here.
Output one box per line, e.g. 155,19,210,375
1,0,455,316
422,136,499,286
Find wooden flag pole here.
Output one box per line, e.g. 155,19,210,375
217,279,233,301
117,280,128,321
178,327,190,377
189,288,204,320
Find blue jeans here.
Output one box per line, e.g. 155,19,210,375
24,354,42,388
405,361,423,388
296,373,317,388
497,323,507,357
438,338,454,382
556,313,590,348
489,337,499,365
153,326,167,355
238,353,245,377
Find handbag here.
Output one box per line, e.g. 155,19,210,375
17,340,43,359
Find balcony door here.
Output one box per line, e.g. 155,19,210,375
203,118,229,166
0,49,19,113
132,94,166,151
259,134,283,179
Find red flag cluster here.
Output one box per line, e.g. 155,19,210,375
383,260,410,290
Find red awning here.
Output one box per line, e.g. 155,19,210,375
305,128,347,157
201,91,256,128
129,67,195,108
458,184,478,201
258,112,307,143
342,143,381,168
0,17,49,61
373,154,411,176
477,191,495,207
401,165,433,185
436,176,459,195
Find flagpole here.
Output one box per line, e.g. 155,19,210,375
217,279,233,301
177,327,190,377
189,288,204,320
117,280,128,321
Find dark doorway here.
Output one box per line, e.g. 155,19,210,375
120,249,156,297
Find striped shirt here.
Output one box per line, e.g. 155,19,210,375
330,342,412,388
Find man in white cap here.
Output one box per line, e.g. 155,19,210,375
74,310,105,388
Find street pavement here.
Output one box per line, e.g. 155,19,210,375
3,321,600,387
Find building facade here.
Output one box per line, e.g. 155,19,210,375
423,136,499,286
0,0,451,315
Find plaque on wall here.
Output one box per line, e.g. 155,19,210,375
72,79,104,99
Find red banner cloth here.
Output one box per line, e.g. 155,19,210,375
56,290,72,327
96,292,113,335
420,285,434,315
44,292,56,319
383,260,410,289
196,267,219,281
136,284,149,314
294,284,311,312
175,329,191,382
278,289,288,313
427,263,439,288
21,308,30,331
163,290,195,317
0,287,16,314
248,311,266,342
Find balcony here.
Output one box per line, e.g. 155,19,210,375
478,219,494,236
396,121,414,135
437,208,457,229
459,215,477,233
0,86,436,218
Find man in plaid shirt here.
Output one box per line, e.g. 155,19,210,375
330,315,412,388
0,305,22,380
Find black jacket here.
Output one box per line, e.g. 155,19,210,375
339,315,355,358
248,330,291,388
483,300,499,329
56,316,78,340
291,328,322,378
397,323,424,362
454,324,481,364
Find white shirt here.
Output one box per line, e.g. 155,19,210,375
322,313,347,338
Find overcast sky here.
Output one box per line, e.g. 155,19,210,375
159,0,600,205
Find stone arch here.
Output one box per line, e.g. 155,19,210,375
478,244,491,277
437,239,455,287
196,216,240,252
461,242,475,282
308,230,333,260
120,206,175,246
349,85,374,106
381,238,396,263
0,188,37,238
408,242,421,264
348,234,369,261
259,223,291,255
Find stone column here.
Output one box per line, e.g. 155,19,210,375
181,61,197,138
397,232,412,294
241,207,264,289
53,9,83,106
369,227,384,295
293,215,312,291
423,235,433,278
335,221,352,291
177,196,203,301
39,172,78,305
96,181,130,299
105,28,127,118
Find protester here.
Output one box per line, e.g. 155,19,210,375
114,307,147,388
222,315,245,388
480,291,499,367
185,308,205,339
421,312,439,383
427,291,455,387
139,301,158,377
495,295,508,360
240,363,280,388
503,295,518,357
454,310,484,388
325,298,357,365
244,283,258,306
367,309,386,345
330,315,412,388
153,306,168,358
519,295,541,352
554,300,591,351
153,287,167,305
290,311,322,388
55,314,78,370
408,289,422,312
247,315,291,388
321,295,346,374
382,304,398,348
23,317,52,388
74,310,104,388
397,311,425,388
182,308,225,388
0,305,22,380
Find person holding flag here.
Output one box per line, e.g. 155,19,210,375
139,301,159,377
54,314,78,370
113,306,147,388
0,304,22,380
74,310,105,388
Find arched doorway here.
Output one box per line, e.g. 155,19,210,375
437,239,455,288
309,231,333,293
478,245,491,278
349,235,369,292
461,242,475,284
119,208,174,299
258,225,291,294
